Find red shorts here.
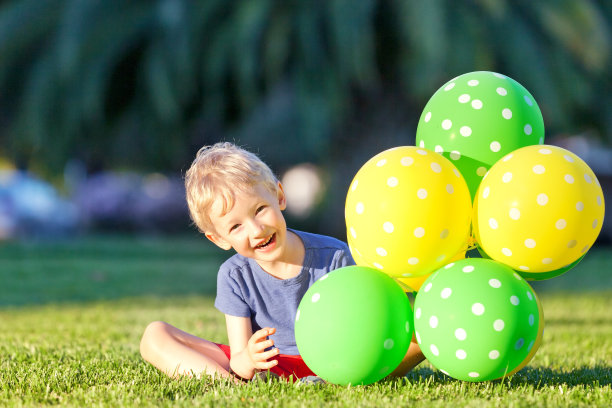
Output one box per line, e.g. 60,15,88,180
214,343,316,380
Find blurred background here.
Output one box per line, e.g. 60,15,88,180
0,0,610,244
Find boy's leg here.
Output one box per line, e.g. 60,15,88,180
140,321,231,379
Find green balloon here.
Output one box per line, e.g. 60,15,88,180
416,71,545,199
477,245,585,281
295,266,413,385
414,258,541,381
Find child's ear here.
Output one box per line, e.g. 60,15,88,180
205,232,232,250
276,181,287,210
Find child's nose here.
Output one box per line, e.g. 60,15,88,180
246,218,265,235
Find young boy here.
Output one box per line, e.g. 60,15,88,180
139,142,424,382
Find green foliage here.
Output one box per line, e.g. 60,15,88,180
0,0,610,174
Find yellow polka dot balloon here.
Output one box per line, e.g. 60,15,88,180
474,145,605,275
345,146,472,278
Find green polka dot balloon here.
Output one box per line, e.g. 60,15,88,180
416,71,545,199
414,258,541,381
295,266,413,385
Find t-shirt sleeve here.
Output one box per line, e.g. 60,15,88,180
333,245,356,269
214,266,251,318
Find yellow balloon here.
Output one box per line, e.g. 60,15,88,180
397,250,467,292
474,145,605,274
345,146,472,277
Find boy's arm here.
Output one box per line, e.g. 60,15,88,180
225,315,279,380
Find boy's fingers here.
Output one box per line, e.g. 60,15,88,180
260,348,280,360
255,359,278,370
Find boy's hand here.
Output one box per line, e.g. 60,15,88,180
246,327,279,370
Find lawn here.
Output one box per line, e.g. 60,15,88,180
1,236,610,407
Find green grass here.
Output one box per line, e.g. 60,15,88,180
1,236,611,407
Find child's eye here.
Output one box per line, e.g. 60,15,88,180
229,224,240,233
256,205,266,214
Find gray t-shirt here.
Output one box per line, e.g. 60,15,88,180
214,229,355,355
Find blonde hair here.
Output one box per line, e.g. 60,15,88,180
185,142,279,233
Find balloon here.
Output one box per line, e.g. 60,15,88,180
478,245,585,281
345,146,472,278
414,259,541,381
473,145,605,274
397,250,467,292
416,71,545,199
295,266,413,385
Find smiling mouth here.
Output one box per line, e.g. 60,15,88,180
255,234,275,249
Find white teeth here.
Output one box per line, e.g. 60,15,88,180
256,235,273,249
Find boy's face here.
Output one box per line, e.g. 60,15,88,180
205,183,289,263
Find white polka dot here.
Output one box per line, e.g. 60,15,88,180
502,153,514,162
414,227,425,238
406,321,411,332
542,258,552,264
356,202,364,214
489,350,500,359
528,340,535,351
468,79,479,86
515,338,525,349
533,165,545,174
419,140,425,148
436,254,446,262
519,266,530,271
312,293,320,303
556,219,567,230
440,229,449,239
401,156,414,166
446,184,454,194
502,172,513,183
539,148,552,155
510,296,520,305
502,108,513,119
319,274,329,281
529,314,535,326
445,263,455,269
525,239,536,248
472,303,485,315
387,177,398,187
489,218,499,229
431,162,442,173
539,137,544,144
455,328,467,341
450,150,461,160
593,219,598,229
496,87,507,96
415,308,421,319
483,186,490,199
444,82,456,91
456,349,467,359
463,265,474,273
454,168,461,178
458,126,472,137
408,257,419,265
296,310,300,321
442,119,452,130
502,248,512,256
415,331,421,343
424,112,432,122
489,279,502,288
567,240,577,248
514,272,523,279
469,372,480,378
424,283,432,292
576,202,584,211
417,188,428,199
417,149,427,155
376,159,387,167
351,180,358,191
477,167,488,177
458,94,470,103
564,155,574,163
524,95,533,106
350,227,357,239
597,196,602,206
524,124,533,135
441,288,452,299
430,344,439,356
509,208,521,220
471,99,483,109
490,141,501,152
581,245,589,253
429,316,438,328
383,222,394,233
376,247,387,257
493,319,505,331
537,193,548,206
494,73,507,79
565,174,574,184
384,339,394,350
433,146,443,154
526,291,533,300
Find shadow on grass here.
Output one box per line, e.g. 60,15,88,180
403,365,612,388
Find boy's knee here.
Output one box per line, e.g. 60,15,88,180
140,321,169,358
